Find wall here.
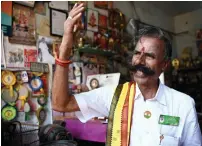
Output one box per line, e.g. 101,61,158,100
114,1,174,32
173,8,202,58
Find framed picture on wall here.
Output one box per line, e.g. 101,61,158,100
50,9,67,36
94,1,108,9
87,9,98,32
98,14,107,28
9,3,36,45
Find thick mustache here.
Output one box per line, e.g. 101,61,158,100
129,64,155,76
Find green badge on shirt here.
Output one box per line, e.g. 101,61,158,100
159,115,180,126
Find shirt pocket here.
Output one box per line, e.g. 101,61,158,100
161,135,180,146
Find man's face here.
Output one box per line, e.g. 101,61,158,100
131,36,167,85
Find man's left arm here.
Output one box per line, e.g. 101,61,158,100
181,106,202,146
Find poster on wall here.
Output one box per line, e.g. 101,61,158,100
87,9,98,32
98,14,107,28
1,1,13,36
37,36,55,64
24,47,38,68
9,3,36,45
4,37,25,68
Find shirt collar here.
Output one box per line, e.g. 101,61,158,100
135,81,167,106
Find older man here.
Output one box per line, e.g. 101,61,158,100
52,3,201,146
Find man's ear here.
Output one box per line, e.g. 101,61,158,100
162,60,170,72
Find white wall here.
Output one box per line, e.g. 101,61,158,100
173,8,202,57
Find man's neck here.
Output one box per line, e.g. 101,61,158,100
138,80,159,100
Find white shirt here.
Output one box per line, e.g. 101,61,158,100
74,82,202,146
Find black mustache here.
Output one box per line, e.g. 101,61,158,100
129,64,155,76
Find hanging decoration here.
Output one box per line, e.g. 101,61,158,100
1,88,18,106
1,105,17,121
1,71,16,97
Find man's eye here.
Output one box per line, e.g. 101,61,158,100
134,51,140,55
145,53,155,59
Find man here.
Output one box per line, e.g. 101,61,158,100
52,3,202,146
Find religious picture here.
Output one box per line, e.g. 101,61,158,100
94,1,108,9
98,14,107,28
87,9,98,32
9,3,36,45
37,36,55,64
24,47,37,68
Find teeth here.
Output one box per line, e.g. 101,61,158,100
137,70,143,76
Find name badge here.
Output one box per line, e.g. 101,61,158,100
159,115,180,126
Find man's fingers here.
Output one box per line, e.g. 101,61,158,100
69,3,84,16
73,3,78,9
72,12,82,23
70,7,84,19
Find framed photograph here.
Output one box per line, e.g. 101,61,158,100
50,9,67,36
87,9,98,32
9,3,36,45
37,36,55,64
98,14,107,28
94,1,108,10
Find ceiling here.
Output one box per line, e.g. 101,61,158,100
149,1,202,16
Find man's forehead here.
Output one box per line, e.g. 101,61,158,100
135,37,164,49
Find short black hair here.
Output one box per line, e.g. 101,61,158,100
137,27,172,60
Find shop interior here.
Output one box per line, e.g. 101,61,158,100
1,1,202,146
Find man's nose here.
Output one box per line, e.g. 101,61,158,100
135,53,146,65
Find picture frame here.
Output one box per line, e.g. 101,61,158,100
87,9,98,32
98,14,107,28
49,1,69,11
15,1,35,7
94,1,108,10
50,9,67,36
9,3,36,45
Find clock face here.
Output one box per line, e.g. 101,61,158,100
90,78,99,89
